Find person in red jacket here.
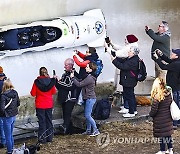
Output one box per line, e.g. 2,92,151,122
30,67,56,144
73,47,99,104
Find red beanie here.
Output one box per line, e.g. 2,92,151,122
126,35,138,43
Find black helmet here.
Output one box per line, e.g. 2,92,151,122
0,37,5,48
18,32,30,45
30,29,41,42
43,28,56,41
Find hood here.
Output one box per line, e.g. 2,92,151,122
35,76,55,92
3,89,17,99
85,52,99,61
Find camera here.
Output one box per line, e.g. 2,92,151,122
53,70,56,76
105,37,110,44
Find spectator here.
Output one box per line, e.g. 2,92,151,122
71,62,100,136
145,21,171,80
149,77,174,154
153,48,180,129
73,47,99,104
55,58,78,134
0,66,7,149
104,35,138,111
30,67,56,144
0,79,20,154
104,34,138,58
111,46,139,117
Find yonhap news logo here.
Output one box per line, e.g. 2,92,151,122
96,132,110,148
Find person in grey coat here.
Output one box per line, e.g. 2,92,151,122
71,62,100,136
149,77,174,154
145,21,171,80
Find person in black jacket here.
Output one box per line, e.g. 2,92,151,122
111,46,139,118
153,48,180,129
0,79,20,154
55,58,78,134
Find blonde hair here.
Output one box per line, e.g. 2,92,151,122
2,78,14,93
151,77,167,102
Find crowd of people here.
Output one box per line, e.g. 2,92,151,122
0,20,179,154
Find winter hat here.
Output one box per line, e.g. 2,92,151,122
172,49,180,57
126,34,138,43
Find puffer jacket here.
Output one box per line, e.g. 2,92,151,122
30,76,56,109
0,89,20,117
149,93,173,137
112,55,139,87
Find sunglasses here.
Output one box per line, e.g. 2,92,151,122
159,25,164,28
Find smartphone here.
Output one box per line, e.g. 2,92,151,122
53,70,56,76
105,37,110,44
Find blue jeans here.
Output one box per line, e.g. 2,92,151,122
84,98,98,132
0,117,6,145
173,90,180,126
2,116,15,153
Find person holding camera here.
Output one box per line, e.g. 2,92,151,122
71,62,100,136
55,58,78,134
104,34,139,58
145,21,171,80
153,49,180,129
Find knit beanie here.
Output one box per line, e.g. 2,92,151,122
126,34,138,43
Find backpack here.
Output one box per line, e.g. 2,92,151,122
136,59,147,82
130,58,147,82
93,99,111,120
92,59,103,77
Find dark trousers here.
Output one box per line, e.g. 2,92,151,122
159,136,173,151
173,90,180,126
36,108,53,143
61,100,76,133
123,87,136,114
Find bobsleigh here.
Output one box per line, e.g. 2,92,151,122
0,9,106,59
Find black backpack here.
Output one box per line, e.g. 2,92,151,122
136,59,147,82
93,99,111,120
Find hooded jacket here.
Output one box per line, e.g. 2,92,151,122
30,76,56,109
0,89,20,117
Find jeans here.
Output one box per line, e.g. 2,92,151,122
84,98,98,132
123,87,137,114
36,108,53,143
0,117,6,145
2,116,15,153
172,90,180,126
61,100,76,133
159,136,173,151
